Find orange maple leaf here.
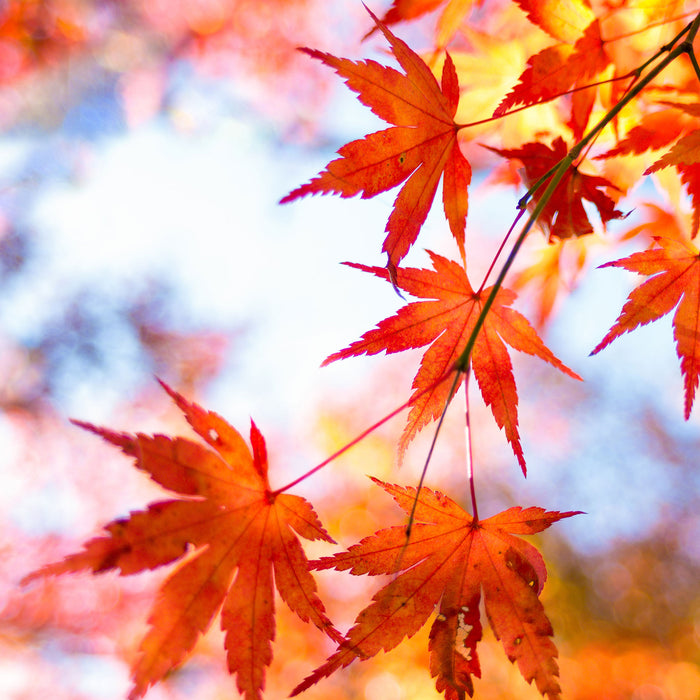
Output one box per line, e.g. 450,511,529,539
367,0,478,47
280,9,470,273
494,21,610,138
645,131,700,236
592,236,700,419
488,137,624,239
598,103,700,234
323,251,581,472
512,0,595,44
293,478,580,699
22,382,342,700
596,105,697,160
511,237,590,327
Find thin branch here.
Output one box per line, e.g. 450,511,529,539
464,370,478,521
386,368,463,582
453,14,700,376
405,369,463,539
687,44,700,82
272,365,457,495
510,20,696,211
603,10,698,43
477,207,526,293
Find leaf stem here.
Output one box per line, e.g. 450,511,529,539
272,366,456,495
464,370,478,521
477,207,526,294
405,369,462,538
603,10,699,43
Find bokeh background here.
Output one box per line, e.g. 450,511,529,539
2,1,699,698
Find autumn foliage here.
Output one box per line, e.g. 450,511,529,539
23,382,342,700
13,1,700,699
297,482,580,700
323,252,581,471
280,9,470,273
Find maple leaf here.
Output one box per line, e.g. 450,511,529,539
280,9,470,273
22,382,342,700
494,21,610,138
597,103,700,234
487,137,625,239
512,0,595,44
592,236,700,419
511,237,590,327
293,478,581,699
595,106,696,160
323,251,581,472
367,0,477,47
645,130,700,236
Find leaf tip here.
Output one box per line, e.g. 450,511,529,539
249,419,268,478
157,376,187,409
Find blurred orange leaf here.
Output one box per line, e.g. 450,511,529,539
512,0,595,43
370,0,447,26
511,237,590,327
367,0,477,47
0,0,88,82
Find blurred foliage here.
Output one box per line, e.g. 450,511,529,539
1,0,699,698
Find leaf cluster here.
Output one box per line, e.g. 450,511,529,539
21,2,700,699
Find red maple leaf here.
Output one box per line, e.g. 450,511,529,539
280,9,470,273
487,137,624,239
323,252,581,472
592,235,700,419
366,0,479,47
293,478,581,699
22,382,341,700
369,0,446,27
